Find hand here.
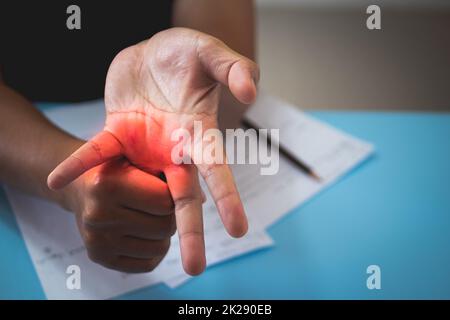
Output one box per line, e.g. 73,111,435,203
48,27,259,275
63,157,176,273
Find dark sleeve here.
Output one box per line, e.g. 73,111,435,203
0,0,173,102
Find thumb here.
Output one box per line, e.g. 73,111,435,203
47,130,122,190
197,37,259,105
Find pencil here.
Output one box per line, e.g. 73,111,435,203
241,118,322,181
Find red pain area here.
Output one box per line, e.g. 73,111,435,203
105,111,177,175
48,112,187,188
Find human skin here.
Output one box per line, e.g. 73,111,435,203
48,28,259,275
0,85,178,273
0,0,256,275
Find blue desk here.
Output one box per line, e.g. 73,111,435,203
1,111,449,299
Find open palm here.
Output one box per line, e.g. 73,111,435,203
48,28,259,275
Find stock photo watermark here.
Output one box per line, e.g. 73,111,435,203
66,5,81,30
366,5,381,30
67,4,382,31
171,121,280,175
366,265,381,290
66,264,81,290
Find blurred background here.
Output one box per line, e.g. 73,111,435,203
255,0,450,111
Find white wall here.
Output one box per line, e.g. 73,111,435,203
255,5,450,111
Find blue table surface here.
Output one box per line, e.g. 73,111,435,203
1,109,449,299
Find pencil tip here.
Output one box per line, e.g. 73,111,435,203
311,171,322,181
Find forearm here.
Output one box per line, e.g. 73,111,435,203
0,84,83,205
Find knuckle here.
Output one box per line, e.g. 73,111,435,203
84,231,118,256
86,248,103,264
136,240,170,260
141,258,161,272
87,250,117,271
162,239,171,255
200,36,223,51
201,162,225,179
82,207,106,227
88,171,117,196
169,219,177,237
174,196,201,212
83,230,101,248
162,215,177,237
154,239,171,256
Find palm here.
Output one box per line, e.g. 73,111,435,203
48,28,258,275
104,29,222,173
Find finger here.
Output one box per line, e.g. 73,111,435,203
117,208,176,240
196,161,248,239
197,37,259,104
190,118,248,239
111,255,165,273
115,166,174,216
116,237,170,259
190,118,248,237
47,130,122,190
164,164,205,276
